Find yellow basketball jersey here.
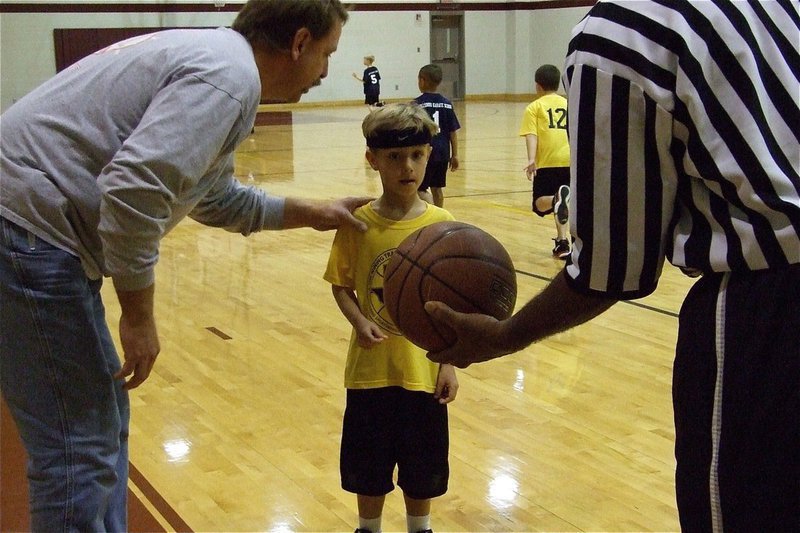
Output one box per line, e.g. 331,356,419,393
519,92,570,169
324,203,455,391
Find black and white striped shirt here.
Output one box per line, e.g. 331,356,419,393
563,0,799,299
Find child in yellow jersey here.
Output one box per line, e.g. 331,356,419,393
519,64,572,259
324,103,459,533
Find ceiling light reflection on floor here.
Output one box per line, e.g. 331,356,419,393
267,521,294,533
513,369,525,392
162,438,191,463
487,472,519,509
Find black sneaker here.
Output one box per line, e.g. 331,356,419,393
553,185,570,226
552,238,571,259
354,529,373,533
415,530,433,533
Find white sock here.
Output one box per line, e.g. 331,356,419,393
359,516,382,533
406,513,431,533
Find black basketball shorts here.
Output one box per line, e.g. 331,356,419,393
531,166,569,216
340,386,449,499
365,89,380,105
419,160,449,191
673,264,800,530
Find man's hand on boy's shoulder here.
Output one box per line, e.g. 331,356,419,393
282,196,372,232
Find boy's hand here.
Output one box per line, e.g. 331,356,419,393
449,156,460,171
434,363,459,404
523,160,537,180
356,321,388,348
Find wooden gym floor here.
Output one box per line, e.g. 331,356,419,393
1,101,688,532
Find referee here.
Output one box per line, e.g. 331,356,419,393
426,0,799,530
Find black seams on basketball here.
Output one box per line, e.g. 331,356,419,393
383,221,517,352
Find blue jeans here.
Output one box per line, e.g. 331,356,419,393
0,218,129,532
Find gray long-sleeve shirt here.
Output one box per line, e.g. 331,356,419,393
0,27,284,291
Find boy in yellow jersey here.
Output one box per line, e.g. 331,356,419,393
519,64,572,259
324,103,459,533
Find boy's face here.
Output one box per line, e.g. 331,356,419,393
366,144,431,197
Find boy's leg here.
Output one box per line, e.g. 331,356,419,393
417,189,434,204
426,161,448,208
537,168,570,258
356,493,386,532
430,187,444,208
357,494,386,518
404,494,432,532
534,190,570,259
403,494,432,516
396,390,449,496
418,161,447,207
342,389,399,532
533,195,554,215
531,169,559,219
396,390,445,532
553,184,570,241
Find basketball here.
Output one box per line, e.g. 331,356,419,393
383,221,517,352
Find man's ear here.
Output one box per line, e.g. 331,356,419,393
291,27,313,60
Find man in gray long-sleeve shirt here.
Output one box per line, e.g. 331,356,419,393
0,1,367,530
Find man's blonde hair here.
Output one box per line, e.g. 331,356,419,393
362,102,438,145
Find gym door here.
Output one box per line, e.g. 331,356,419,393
430,13,464,101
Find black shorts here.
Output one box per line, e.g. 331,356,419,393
673,264,800,529
365,90,380,105
340,387,449,499
531,166,569,216
419,160,449,190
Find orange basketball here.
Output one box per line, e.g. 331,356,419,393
383,221,517,352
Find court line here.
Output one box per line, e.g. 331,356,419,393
515,268,680,318
206,326,233,340
129,462,194,532
449,189,530,198
128,482,169,533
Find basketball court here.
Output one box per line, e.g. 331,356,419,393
2,100,685,532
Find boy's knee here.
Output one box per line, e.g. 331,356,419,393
532,200,553,217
